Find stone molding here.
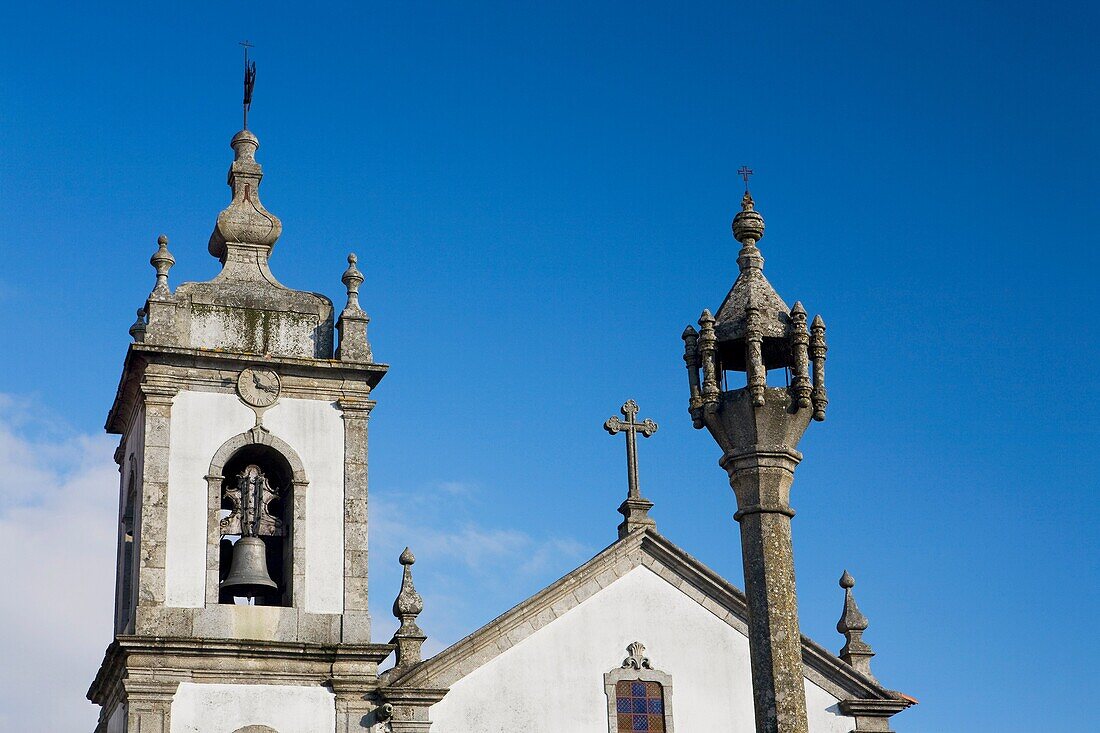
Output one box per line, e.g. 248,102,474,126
838,697,915,732
106,343,387,435
603,642,675,733
376,686,449,733
88,635,394,723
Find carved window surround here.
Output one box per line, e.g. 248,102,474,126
604,642,675,733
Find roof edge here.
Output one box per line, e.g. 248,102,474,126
389,528,906,704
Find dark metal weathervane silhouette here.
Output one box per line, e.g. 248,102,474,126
241,41,256,130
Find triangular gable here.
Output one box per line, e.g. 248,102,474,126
388,528,905,706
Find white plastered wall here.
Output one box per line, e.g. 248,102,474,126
264,398,345,614
169,682,335,733
164,392,346,613
428,566,855,733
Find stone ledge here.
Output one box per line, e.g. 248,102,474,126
88,635,394,706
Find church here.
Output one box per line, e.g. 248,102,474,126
86,109,916,732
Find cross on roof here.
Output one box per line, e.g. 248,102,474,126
604,400,658,500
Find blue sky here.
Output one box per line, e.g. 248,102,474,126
0,1,1097,731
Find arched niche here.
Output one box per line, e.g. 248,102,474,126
232,726,280,733
204,427,309,608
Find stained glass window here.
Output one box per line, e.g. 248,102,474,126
615,679,666,732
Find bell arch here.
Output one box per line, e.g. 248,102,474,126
204,427,309,608
232,726,280,733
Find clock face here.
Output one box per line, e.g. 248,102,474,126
237,368,281,407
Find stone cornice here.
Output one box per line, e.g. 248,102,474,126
106,343,388,433
88,636,394,705
838,697,914,717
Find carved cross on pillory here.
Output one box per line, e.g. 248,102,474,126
605,400,659,538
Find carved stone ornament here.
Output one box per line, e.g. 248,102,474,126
237,367,281,407
621,640,652,669
605,641,675,733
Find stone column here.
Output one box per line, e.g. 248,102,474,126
136,378,176,610
122,678,179,733
341,399,375,642
709,389,812,733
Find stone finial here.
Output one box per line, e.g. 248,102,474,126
837,570,876,680
336,253,373,362
682,325,704,428
790,302,812,409
150,235,175,294
208,129,283,263
342,253,365,312
733,190,765,243
810,315,829,421
390,547,426,673
733,191,765,274
129,308,147,342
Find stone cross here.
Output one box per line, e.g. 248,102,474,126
604,400,658,500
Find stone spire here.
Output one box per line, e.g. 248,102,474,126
681,182,829,733
390,547,426,674
336,253,373,362
208,129,284,276
837,570,876,680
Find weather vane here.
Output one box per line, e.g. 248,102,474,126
737,165,754,192
241,40,256,130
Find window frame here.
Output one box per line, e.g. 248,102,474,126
603,642,675,733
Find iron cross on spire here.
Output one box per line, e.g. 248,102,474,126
604,400,658,499
738,165,754,192
240,40,256,130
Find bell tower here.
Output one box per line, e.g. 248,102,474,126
87,121,394,732
681,183,828,733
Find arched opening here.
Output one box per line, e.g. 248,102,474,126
218,443,294,607
116,464,137,632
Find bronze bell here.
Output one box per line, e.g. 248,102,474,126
221,536,278,598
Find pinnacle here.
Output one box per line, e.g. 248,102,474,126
840,569,855,589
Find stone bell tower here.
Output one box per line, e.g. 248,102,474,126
681,184,828,733
87,122,396,732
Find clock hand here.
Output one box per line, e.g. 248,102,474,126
252,373,279,394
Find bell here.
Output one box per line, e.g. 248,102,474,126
221,536,278,598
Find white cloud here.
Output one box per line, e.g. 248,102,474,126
0,395,118,732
